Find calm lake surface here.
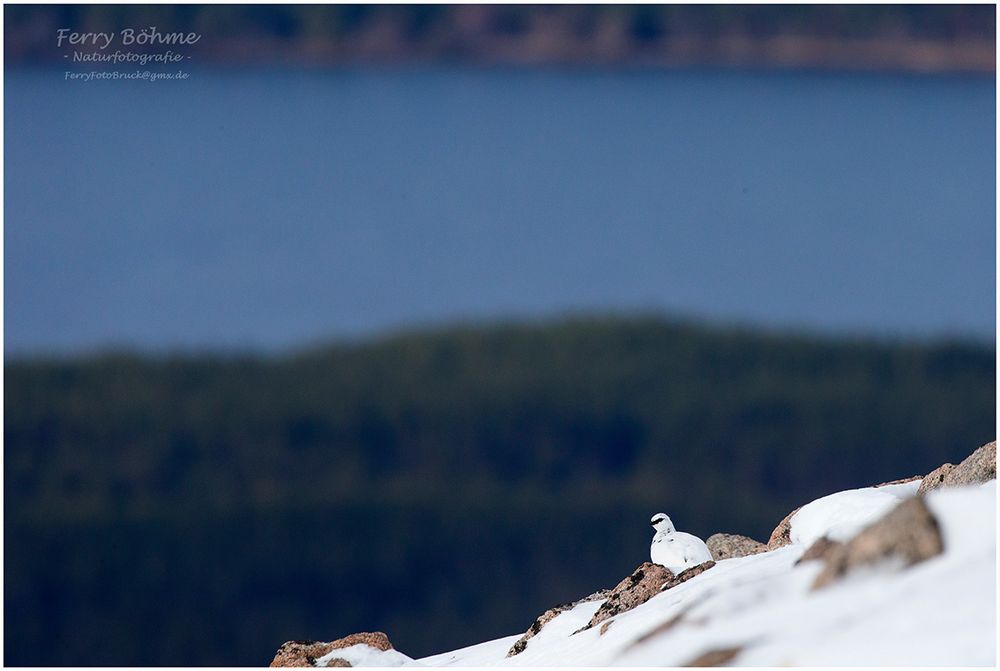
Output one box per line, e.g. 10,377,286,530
4,68,995,354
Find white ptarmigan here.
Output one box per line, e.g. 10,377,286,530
649,512,712,573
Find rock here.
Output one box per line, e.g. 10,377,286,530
506,588,610,656
706,533,767,560
873,475,923,488
330,632,393,652
917,463,955,495
578,562,674,632
660,560,716,591
684,646,743,666
767,505,802,550
918,441,996,495
575,560,717,635
271,641,338,668
812,496,943,590
506,609,561,657
796,536,842,565
948,440,997,485
599,621,613,636
270,632,393,667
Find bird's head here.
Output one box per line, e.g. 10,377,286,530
650,513,675,533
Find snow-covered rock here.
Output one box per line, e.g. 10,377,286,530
788,479,920,547
315,644,414,668
810,495,943,589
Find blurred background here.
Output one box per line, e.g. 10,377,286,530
3,4,996,666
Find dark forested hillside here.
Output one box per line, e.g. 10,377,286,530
5,316,995,665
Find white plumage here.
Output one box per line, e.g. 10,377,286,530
649,512,712,573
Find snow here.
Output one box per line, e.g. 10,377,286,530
416,635,523,667
788,479,921,546
347,478,996,667
926,480,996,557
314,644,414,667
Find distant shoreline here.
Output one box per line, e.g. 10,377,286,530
10,35,994,75
5,4,994,76
195,36,996,75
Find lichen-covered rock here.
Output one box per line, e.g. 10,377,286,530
917,463,956,495
270,632,393,667
918,441,996,495
271,641,339,668
706,533,767,560
333,632,393,652
506,588,610,656
767,506,802,550
661,560,716,591
579,562,674,632
949,440,997,485
812,496,943,590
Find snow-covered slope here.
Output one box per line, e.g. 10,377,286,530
273,444,996,668
407,479,995,667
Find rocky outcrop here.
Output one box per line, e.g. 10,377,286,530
575,560,716,635
767,506,802,550
812,497,943,590
508,558,722,655
506,588,610,656
706,533,767,560
577,562,674,633
604,562,718,649
270,633,393,667
917,441,996,495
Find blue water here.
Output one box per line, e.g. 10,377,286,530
4,68,995,354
